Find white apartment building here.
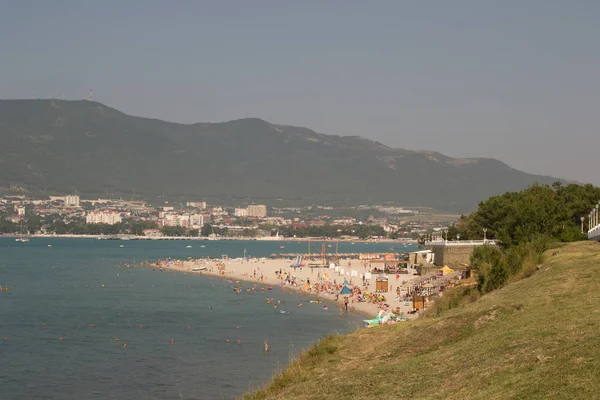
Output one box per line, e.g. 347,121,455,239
190,214,204,228
247,205,267,218
64,195,80,207
159,213,204,229
86,212,122,225
234,208,248,217
187,202,207,209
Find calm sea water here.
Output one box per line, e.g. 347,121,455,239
0,238,415,399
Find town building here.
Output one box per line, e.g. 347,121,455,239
234,208,248,217
64,195,80,207
247,205,267,218
86,212,122,225
142,229,162,237
189,214,204,228
187,202,207,209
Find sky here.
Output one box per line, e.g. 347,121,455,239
1,0,599,184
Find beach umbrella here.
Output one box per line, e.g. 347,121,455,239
340,286,352,295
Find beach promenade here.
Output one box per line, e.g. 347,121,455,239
152,257,424,318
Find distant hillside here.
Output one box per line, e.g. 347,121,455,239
0,99,558,211
245,241,600,399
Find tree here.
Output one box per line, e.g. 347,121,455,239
161,226,186,237
460,183,600,294
200,223,213,237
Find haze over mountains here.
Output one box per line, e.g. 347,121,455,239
0,99,558,212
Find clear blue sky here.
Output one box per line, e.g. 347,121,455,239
1,1,599,184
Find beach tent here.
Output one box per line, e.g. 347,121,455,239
340,286,352,295
439,265,454,275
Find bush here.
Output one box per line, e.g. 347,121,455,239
471,245,509,293
424,285,480,317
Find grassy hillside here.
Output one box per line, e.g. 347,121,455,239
0,99,559,212
245,241,600,399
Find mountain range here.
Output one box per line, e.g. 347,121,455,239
0,99,558,212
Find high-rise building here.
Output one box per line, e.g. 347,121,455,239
187,202,207,209
247,205,267,218
65,195,80,207
190,214,204,228
234,208,248,217
86,212,122,225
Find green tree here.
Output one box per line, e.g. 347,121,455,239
161,226,186,236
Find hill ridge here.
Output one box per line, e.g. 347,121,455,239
0,99,558,211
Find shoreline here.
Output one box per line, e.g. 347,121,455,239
148,257,422,320
0,234,417,243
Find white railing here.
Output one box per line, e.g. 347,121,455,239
587,202,600,240
589,225,600,240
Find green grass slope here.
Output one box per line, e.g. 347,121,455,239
245,241,600,400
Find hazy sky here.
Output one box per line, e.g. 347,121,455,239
1,1,599,184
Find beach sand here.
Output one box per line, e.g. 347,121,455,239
151,257,422,319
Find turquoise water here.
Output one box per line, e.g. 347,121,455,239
0,239,415,399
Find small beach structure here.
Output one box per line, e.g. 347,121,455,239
339,286,352,295
438,265,454,276
375,274,389,293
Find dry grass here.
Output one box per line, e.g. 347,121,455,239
244,241,600,400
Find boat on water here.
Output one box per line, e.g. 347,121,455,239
15,237,30,243
119,244,125,248
186,245,192,248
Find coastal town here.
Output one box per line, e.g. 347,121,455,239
0,194,456,240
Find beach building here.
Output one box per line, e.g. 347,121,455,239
425,240,496,268
410,249,435,266
86,212,122,225
247,205,267,218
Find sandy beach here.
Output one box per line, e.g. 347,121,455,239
149,256,424,319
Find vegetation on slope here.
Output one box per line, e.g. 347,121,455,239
447,183,600,245
446,183,600,294
0,99,559,212
245,241,600,400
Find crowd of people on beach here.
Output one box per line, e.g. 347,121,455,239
151,256,401,314
151,255,463,319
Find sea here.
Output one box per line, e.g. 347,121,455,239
0,238,416,399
